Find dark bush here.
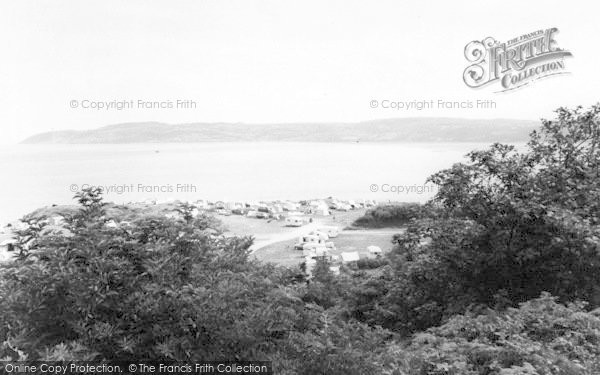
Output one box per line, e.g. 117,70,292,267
0,189,306,362
356,257,389,269
389,293,600,374
353,203,439,228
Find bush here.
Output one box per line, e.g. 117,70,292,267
0,188,311,362
390,293,600,374
353,203,438,228
357,257,389,269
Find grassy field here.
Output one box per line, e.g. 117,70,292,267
219,208,369,245
252,229,402,268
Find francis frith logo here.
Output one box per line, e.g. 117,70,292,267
463,28,572,92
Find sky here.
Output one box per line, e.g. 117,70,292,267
0,0,598,144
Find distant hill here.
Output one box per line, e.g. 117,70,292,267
21,118,539,144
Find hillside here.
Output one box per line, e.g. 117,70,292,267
21,118,539,143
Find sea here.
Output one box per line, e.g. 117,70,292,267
0,142,498,225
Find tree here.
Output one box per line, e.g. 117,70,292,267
426,105,600,306
349,105,600,333
0,188,395,374
0,188,304,361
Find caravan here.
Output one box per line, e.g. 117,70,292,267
285,216,306,227
302,241,336,252
318,226,340,238
308,231,329,241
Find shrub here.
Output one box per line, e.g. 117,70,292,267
389,293,600,374
353,203,439,228
357,257,389,269
0,189,311,362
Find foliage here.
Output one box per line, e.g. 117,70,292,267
302,257,349,310
425,105,600,306
390,293,600,374
353,203,439,228
349,105,600,334
2,189,285,361
356,257,389,269
0,189,395,374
